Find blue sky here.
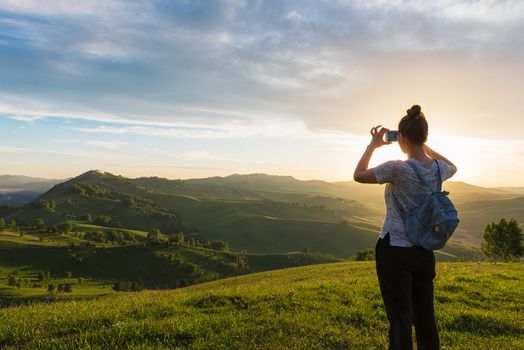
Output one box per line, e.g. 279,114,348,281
1,0,523,186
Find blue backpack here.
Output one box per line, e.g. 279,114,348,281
391,159,460,250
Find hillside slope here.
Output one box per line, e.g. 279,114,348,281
0,171,482,259
0,261,522,349
0,225,342,304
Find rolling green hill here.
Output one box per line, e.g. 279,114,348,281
2,170,523,254
0,170,480,260
0,261,521,349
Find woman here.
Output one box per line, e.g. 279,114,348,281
353,105,457,350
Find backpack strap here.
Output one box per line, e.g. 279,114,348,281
406,159,442,193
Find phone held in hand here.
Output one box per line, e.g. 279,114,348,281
387,130,400,142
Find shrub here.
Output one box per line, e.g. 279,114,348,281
35,218,46,229
112,281,143,292
147,229,161,242
93,215,112,227
58,223,73,233
7,274,17,286
355,248,375,261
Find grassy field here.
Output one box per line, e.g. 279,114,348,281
0,261,521,349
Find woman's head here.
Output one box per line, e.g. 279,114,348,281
398,105,428,152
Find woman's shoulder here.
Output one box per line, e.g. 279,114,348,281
379,159,405,166
374,160,411,184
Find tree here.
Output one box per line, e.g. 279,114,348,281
208,240,229,251
123,196,137,208
170,232,185,245
84,212,93,222
65,271,72,279
235,250,249,273
47,283,56,293
147,229,161,242
35,218,46,229
481,218,524,261
59,223,73,234
93,215,112,226
355,248,375,261
0,217,5,229
302,247,311,254
113,281,143,292
9,219,16,228
7,274,17,286
37,271,47,282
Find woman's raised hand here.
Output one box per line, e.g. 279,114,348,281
369,125,391,149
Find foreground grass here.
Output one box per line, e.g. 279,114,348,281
0,262,522,349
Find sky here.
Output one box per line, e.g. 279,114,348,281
1,0,523,187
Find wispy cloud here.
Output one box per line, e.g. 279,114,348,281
0,0,522,137
0,1,522,185
52,139,78,144
0,146,27,153
85,140,128,150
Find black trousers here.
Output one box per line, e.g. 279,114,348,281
375,232,440,350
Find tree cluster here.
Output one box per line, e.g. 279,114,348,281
48,283,73,293
355,248,375,261
112,281,143,292
82,229,137,244
30,199,56,212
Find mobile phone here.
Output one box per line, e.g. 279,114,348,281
387,130,400,142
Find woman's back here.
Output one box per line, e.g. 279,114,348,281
374,158,454,247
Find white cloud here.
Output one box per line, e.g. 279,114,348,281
52,139,79,144
70,116,369,146
0,146,27,153
287,11,303,22
85,140,128,150
354,0,524,23
0,0,123,17
9,115,46,123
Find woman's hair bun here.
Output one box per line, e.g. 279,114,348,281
406,104,422,118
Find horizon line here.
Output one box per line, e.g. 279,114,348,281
1,169,523,190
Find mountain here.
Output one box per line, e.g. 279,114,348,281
0,175,61,193
0,175,62,205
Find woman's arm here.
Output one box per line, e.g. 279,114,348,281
423,145,457,176
353,125,390,183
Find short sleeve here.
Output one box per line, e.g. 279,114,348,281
374,160,401,184
437,160,453,181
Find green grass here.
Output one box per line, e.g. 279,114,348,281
0,261,521,349
0,229,88,247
